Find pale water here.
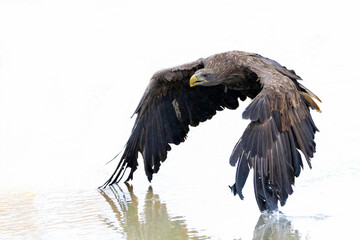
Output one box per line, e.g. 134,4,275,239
1,0,360,239
0,177,358,239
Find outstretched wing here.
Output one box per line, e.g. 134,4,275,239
101,59,247,187
229,69,320,211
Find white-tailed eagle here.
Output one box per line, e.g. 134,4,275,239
101,51,321,212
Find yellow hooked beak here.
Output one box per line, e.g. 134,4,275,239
189,74,205,87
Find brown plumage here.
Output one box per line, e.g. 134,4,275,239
101,51,321,212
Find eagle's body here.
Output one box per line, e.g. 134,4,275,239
102,51,321,212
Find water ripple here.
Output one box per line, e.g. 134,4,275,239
0,186,209,240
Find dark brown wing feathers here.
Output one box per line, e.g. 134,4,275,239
101,57,246,187
230,60,319,211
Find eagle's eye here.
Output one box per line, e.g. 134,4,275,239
202,74,209,78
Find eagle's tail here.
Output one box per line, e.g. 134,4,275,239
299,83,322,112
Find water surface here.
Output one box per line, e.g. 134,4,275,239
0,184,334,240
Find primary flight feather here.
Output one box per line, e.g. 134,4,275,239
101,50,321,212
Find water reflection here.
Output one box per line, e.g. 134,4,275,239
100,184,305,240
99,183,208,240
253,213,300,240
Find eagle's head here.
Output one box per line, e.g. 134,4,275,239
189,68,220,87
